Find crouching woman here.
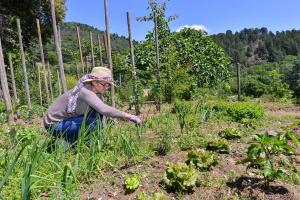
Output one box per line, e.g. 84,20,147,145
43,67,141,144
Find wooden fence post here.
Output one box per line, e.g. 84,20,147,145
50,0,67,93
154,12,161,111
103,33,108,64
8,53,18,103
0,38,13,124
76,63,80,79
90,31,95,68
97,33,103,66
17,18,32,110
36,19,50,103
76,26,85,72
104,0,115,107
127,11,140,115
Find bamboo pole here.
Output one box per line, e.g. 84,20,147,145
76,26,85,72
8,53,18,103
50,0,67,93
0,38,13,124
97,33,103,66
237,63,241,101
57,24,62,48
103,33,108,63
127,12,140,115
76,63,80,79
90,31,95,68
47,62,54,101
57,70,62,96
36,19,50,103
85,56,89,73
17,18,32,110
104,0,115,107
36,63,43,105
154,12,161,111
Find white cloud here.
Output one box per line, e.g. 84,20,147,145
176,24,208,32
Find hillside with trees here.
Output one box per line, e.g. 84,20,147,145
212,28,300,66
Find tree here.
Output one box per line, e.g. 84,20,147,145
0,0,66,51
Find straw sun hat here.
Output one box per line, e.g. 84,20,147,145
83,67,115,85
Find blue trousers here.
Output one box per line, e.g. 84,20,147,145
47,109,103,143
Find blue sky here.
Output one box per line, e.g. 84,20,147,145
65,0,300,41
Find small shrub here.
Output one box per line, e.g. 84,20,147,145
157,129,172,156
0,101,5,113
206,140,230,154
218,128,242,140
124,175,141,193
178,131,205,151
213,102,264,122
237,131,300,188
0,113,7,124
17,104,46,119
172,100,192,132
162,162,198,193
186,149,219,171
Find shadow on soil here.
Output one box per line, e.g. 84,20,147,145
227,175,289,195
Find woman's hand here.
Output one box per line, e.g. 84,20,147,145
125,113,142,125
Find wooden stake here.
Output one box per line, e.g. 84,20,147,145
36,63,43,105
104,0,115,107
90,31,95,68
97,33,103,66
0,38,13,124
127,12,140,115
36,19,50,103
57,69,62,96
237,63,241,101
47,62,54,101
76,26,84,71
8,53,18,103
17,18,32,110
50,0,67,93
76,63,80,79
103,33,108,63
154,12,161,111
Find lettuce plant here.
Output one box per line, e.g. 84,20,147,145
162,162,197,192
206,140,230,154
218,128,242,140
124,175,140,193
186,149,219,171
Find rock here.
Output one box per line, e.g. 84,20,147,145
267,130,278,137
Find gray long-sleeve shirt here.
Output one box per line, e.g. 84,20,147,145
43,83,125,127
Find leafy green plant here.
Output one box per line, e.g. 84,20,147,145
237,131,300,188
213,102,264,122
177,130,205,151
186,149,219,171
172,100,192,132
157,129,172,156
0,101,5,113
206,140,230,154
124,175,141,194
162,162,198,193
218,128,242,140
137,192,169,200
17,104,46,119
